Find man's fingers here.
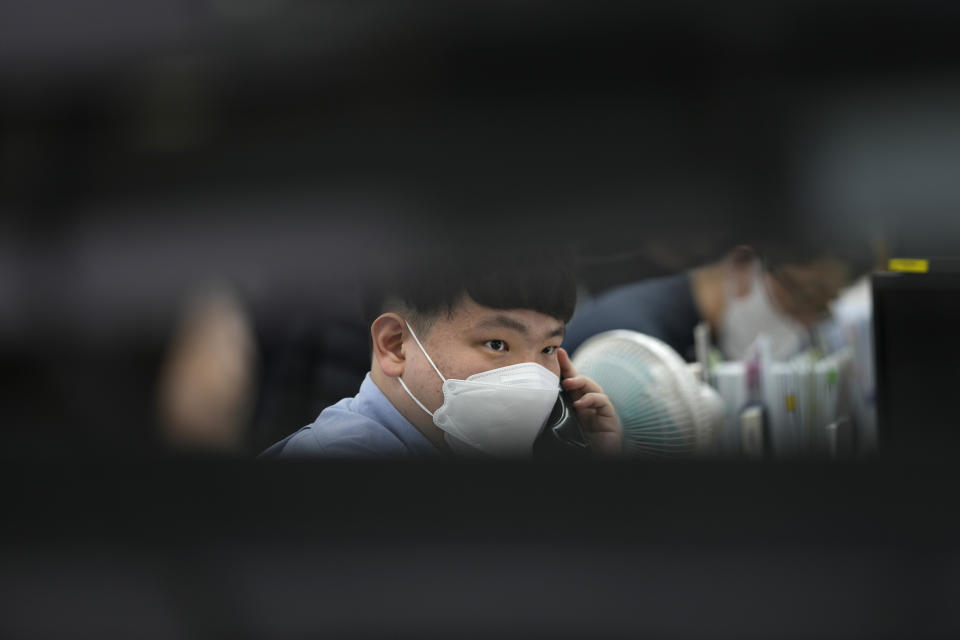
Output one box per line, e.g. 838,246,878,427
557,347,578,380
572,392,617,419
562,375,603,395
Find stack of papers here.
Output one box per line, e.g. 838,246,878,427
708,344,858,459
712,361,747,457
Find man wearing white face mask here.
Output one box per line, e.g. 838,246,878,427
563,246,851,361
262,245,622,458
712,246,845,361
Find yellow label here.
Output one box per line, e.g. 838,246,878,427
786,395,796,412
888,258,929,273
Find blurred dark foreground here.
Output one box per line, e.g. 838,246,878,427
2,457,960,638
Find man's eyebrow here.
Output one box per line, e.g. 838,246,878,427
475,315,565,340
475,315,531,336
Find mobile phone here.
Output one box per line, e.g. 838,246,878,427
532,389,592,459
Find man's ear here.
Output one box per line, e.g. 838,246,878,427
371,313,406,378
727,245,757,298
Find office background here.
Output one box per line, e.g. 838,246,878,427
3,2,960,636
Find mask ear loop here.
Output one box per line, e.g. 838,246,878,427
397,377,435,418
396,321,446,418
403,321,446,382
754,257,819,356
724,246,756,303
766,264,824,355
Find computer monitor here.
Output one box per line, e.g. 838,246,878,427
873,265,960,458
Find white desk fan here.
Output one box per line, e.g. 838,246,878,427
571,330,723,458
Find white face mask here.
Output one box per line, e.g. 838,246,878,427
396,321,560,458
719,265,808,361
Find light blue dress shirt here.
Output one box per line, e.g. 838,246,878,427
261,373,442,458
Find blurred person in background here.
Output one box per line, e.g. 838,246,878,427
563,245,853,361
155,280,373,457
157,284,258,453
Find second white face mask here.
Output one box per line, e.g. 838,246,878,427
397,321,560,458
719,266,809,361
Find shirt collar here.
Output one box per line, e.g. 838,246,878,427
355,373,443,456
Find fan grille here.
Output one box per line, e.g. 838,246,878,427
573,333,700,458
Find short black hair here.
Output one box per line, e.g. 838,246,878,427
361,241,578,334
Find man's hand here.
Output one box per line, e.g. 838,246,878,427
557,347,622,456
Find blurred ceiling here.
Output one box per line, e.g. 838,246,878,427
3,0,960,337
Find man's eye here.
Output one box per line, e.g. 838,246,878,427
485,340,507,352
542,346,557,355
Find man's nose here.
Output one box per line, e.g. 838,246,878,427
508,349,541,366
